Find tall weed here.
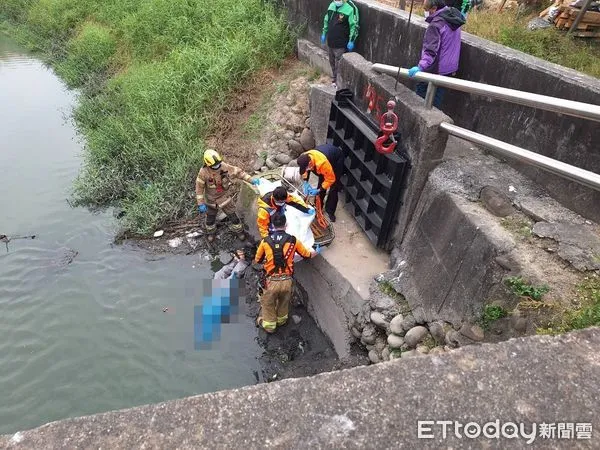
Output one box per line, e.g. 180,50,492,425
5,0,294,234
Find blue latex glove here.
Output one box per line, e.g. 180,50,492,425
347,41,354,51
198,204,207,214
302,181,312,195
250,178,260,186
307,207,315,215
308,187,320,196
408,66,421,78
321,34,326,44
315,244,322,255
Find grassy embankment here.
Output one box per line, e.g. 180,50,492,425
1,0,294,234
464,9,600,78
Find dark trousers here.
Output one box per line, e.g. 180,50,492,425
415,72,455,109
315,144,344,216
415,82,446,109
328,47,346,83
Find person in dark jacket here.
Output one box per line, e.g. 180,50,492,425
321,0,359,88
296,144,344,222
408,0,465,108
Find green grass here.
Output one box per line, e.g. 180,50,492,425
537,274,600,335
505,276,550,301
500,215,533,238
379,280,404,300
479,304,508,330
2,0,294,234
464,9,600,79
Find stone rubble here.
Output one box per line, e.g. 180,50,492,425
251,76,317,175
348,273,492,365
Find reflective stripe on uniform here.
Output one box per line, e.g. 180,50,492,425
229,222,243,232
262,320,277,330
276,315,288,325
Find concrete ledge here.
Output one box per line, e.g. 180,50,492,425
295,202,388,357
3,329,599,449
297,39,331,77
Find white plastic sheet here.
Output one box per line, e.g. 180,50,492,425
255,178,315,261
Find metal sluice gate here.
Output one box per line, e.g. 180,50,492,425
327,91,409,249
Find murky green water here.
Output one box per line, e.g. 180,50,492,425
0,37,261,434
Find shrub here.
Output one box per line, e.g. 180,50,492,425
56,22,116,87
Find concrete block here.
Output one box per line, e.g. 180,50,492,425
390,166,515,325
297,39,331,77
308,83,335,146
295,259,353,357
5,329,600,449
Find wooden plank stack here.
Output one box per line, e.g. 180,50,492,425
540,1,600,37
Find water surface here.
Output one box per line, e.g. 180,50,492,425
0,37,261,434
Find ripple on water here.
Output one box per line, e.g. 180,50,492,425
0,38,261,435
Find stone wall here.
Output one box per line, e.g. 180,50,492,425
286,0,600,224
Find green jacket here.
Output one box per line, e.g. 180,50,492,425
322,1,359,43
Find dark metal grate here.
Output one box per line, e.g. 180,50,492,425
326,96,409,248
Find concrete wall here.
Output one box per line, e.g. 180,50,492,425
286,0,600,224
3,328,599,449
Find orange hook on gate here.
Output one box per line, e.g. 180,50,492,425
375,100,399,154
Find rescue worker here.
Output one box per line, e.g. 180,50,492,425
196,149,259,242
254,214,318,333
296,143,344,222
256,186,315,238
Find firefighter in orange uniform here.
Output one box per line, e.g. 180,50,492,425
296,143,344,222
256,186,315,238
196,149,259,242
254,214,318,333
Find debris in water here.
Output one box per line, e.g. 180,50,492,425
163,307,169,312
153,230,164,238
168,237,183,248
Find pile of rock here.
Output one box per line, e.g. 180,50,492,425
351,295,485,364
252,77,317,173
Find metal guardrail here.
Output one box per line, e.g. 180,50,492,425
372,64,600,123
371,63,600,192
441,123,600,191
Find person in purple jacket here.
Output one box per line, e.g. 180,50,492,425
408,0,466,109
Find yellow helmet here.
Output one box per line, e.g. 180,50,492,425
203,149,222,168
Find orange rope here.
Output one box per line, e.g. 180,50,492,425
314,195,328,229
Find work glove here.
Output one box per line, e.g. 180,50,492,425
347,41,355,51
321,34,326,44
408,66,421,78
307,207,315,215
250,178,260,186
315,244,322,254
302,181,312,195
308,187,320,196
198,204,207,214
